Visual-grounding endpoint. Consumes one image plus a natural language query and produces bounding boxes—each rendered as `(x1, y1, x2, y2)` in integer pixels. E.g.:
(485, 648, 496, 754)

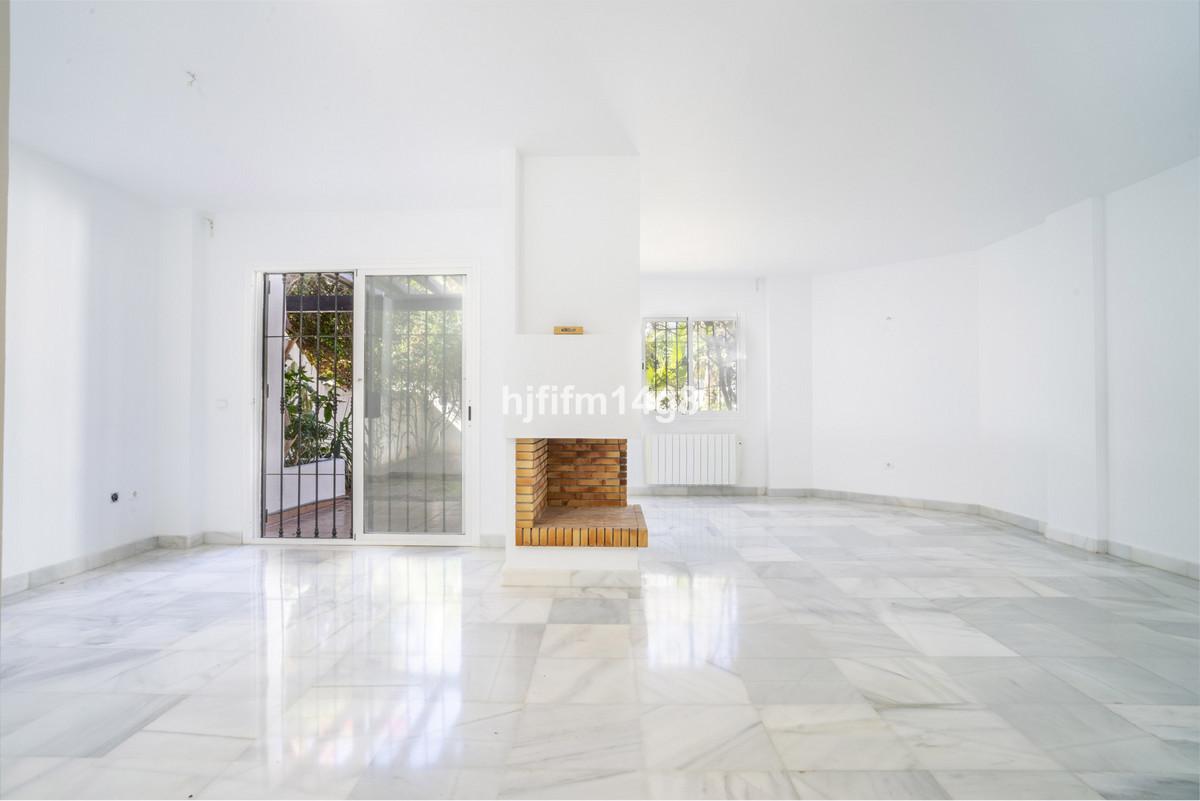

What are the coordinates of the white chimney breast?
(506, 154, 642, 439)
(517, 155, 640, 336)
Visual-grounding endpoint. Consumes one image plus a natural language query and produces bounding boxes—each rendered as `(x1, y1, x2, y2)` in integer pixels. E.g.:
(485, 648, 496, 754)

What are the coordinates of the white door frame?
(247, 262, 480, 547)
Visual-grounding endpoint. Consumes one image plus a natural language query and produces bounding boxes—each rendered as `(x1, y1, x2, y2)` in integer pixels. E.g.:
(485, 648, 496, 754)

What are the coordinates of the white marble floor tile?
(1131, 656, 1200, 694)
(0, 756, 231, 800)
(198, 756, 365, 800)
(0, 646, 160, 692)
(973, 622, 1118, 657)
(377, 734, 512, 769)
(828, 577, 924, 598)
(1, 496, 1195, 799)
(880, 706, 1062, 771)
(95, 649, 248, 694)
(931, 770, 1101, 799)
(873, 601, 1018, 657)
(636, 659, 751, 704)
(832, 657, 977, 706)
(1105, 704, 1200, 744)
(733, 624, 827, 659)
(641, 705, 782, 770)
(499, 769, 647, 799)
(902, 577, 1065, 599)
(787, 770, 948, 800)
(460, 623, 545, 658)
(808, 624, 922, 657)
(547, 598, 630, 624)
(525, 657, 637, 703)
(994, 702, 1198, 772)
(760, 704, 919, 770)
(466, 597, 553, 624)
(506, 704, 641, 771)
(1071, 622, 1199, 661)
(1033, 657, 1198, 704)
(0, 692, 184, 757)
(737, 546, 804, 563)
(143, 693, 281, 741)
(349, 767, 501, 800)
(537, 624, 631, 658)
(735, 658, 867, 704)
(105, 729, 254, 762)
(1077, 772, 1200, 800)
(930, 657, 1098, 704)
(647, 771, 800, 799)
(771, 595, 878, 625)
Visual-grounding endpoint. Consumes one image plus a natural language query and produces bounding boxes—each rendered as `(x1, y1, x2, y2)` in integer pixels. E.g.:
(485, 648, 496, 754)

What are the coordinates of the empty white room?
(0, 2, 1197, 800)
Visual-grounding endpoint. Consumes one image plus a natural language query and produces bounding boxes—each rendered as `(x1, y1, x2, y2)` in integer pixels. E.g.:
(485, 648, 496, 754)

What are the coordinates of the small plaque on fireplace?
(553, 325, 585, 335)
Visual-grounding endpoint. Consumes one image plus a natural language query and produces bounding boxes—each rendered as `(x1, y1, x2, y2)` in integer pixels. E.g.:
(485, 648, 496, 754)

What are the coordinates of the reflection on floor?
(1, 497, 1197, 799)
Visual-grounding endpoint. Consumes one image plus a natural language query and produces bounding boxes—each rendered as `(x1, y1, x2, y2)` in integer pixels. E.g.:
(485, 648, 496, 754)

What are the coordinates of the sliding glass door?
(354, 271, 472, 542)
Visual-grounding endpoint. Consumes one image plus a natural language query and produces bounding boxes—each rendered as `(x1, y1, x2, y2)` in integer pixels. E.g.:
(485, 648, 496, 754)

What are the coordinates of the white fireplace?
(500, 154, 643, 585)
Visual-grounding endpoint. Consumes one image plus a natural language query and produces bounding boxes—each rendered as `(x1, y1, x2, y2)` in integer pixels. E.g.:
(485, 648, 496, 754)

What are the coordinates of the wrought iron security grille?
(643, 317, 689, 412)
(261, 272, 354, 538)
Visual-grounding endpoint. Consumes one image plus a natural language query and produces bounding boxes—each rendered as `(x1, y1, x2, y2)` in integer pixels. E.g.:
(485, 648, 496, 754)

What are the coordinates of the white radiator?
(645, 433, 739, 485)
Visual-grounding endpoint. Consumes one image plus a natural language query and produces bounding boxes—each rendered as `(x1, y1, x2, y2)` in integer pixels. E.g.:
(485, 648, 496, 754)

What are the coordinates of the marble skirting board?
(0, 532, 240, 597)
(756, 487, 1198, 580)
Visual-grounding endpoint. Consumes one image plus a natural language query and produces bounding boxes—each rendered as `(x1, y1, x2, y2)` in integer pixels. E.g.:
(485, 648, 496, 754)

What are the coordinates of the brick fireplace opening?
(514, 438, 647, 547)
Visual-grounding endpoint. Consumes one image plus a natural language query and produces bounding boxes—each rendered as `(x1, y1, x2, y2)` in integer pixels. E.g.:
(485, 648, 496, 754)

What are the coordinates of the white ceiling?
(12, 0, 1199, 272)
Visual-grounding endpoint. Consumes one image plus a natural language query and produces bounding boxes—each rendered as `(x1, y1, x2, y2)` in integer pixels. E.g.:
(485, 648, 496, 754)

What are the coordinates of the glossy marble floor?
(1, 497, 1197, 800)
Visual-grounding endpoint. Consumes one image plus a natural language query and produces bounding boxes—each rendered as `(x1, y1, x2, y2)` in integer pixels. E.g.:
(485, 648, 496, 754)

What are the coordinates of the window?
(690, 318, 738, 412)
(643, 317, 738, 413)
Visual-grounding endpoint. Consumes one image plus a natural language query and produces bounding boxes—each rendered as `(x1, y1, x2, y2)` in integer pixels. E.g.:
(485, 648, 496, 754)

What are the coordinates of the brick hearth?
(514, 438, 647, 547)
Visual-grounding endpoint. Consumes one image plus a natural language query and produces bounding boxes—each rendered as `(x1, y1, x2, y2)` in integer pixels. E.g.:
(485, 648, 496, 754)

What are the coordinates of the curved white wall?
(1105, 161, 1199, 570)
(788, 158, 1199, 574)
(978, 197, 1108, 548)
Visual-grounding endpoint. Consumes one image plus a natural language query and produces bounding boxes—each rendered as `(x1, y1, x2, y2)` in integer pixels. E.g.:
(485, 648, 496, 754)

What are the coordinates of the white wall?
(0, 0, 9, 581)
(153, 210, 206, 540)
(976, 223, 1048, 521)
(811, 253, 981, 504)
(1105, 160, 1199, 567)
(766, 274, 813, 491)
(3, 146, 161, 578)
(1038, 199, 1107, 545)
(630, 275, 768, 489)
